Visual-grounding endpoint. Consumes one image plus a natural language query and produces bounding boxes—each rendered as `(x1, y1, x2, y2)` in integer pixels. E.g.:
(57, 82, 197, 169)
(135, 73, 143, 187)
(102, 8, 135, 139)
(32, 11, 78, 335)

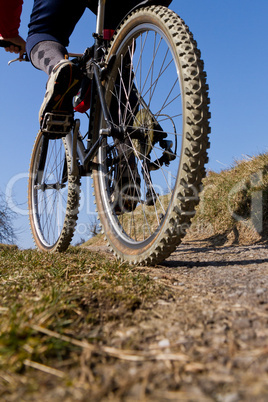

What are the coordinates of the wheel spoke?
(93, 6, 210, 265)
(29, 135, 80, 251)
(99, 27, 183, 241)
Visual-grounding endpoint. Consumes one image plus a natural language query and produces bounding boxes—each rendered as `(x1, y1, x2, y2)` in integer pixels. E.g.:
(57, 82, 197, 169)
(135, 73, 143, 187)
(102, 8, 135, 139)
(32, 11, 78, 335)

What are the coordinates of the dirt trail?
(140, 242, 268, 401)
(78, 241, 268, 401)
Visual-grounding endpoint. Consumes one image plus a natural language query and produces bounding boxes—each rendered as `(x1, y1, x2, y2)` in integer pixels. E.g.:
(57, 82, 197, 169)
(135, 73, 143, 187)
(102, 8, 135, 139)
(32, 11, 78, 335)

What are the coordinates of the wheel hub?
(133, 109, 154, 157)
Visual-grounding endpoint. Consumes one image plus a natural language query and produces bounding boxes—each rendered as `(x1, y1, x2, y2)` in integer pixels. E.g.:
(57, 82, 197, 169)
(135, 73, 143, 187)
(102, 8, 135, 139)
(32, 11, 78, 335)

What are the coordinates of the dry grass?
(1, 154, 268, 401)
(187, 153, 268, 245)
(1, 243, 268, 401)
(85, 152, 268, 249)
(0, 247, 168, 400)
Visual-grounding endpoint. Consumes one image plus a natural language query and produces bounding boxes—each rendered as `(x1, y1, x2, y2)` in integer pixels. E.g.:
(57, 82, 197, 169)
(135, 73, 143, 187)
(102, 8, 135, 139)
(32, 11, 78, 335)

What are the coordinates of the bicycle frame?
(27, 0, 210, 263)
(65, 0, 141, 177)
(96, 0, 106, 36)
(35, 0, 118, 184)
(64, 0, 111, 177)
(41, 0, 173, 179)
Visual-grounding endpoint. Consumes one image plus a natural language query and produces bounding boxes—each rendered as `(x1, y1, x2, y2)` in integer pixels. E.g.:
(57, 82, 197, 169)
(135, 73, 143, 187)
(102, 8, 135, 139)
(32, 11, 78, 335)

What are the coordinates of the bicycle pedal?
(41, 112, 74, 137)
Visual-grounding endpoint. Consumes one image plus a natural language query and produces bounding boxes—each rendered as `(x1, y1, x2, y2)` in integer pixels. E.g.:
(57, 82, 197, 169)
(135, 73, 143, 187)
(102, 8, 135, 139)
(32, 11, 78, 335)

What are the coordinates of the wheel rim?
(98, 23, 184, 247)
(30, 136, 70, 249)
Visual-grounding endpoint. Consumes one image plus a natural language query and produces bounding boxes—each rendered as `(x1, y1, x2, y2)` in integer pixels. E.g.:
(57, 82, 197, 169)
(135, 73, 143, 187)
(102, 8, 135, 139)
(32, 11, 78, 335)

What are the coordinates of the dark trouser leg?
(104, 0, 142, 28)
(26, 0, 87, 67)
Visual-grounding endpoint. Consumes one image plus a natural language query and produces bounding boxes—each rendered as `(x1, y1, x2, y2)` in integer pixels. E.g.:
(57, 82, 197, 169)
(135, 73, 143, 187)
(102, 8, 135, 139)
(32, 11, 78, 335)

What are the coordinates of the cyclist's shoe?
(39, 59, 81, 126)
(112, 163, 141, 215)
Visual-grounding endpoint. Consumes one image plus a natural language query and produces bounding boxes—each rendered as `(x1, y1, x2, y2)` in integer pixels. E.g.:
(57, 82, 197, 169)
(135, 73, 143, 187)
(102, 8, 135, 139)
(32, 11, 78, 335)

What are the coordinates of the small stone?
(256, 288, 265, 296)
(158, 339, 170, 348)
(217, 393, 240, 402)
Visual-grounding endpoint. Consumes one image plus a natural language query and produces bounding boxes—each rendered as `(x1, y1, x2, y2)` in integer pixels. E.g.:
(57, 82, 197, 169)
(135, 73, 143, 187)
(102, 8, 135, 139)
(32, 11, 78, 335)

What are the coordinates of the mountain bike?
(2, 0, 210, 265)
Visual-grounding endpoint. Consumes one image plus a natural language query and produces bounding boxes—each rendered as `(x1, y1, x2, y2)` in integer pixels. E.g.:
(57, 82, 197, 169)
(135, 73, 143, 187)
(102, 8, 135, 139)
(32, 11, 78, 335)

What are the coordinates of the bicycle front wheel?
(93, 5, 210, 265)
(28, 131, 80, 251)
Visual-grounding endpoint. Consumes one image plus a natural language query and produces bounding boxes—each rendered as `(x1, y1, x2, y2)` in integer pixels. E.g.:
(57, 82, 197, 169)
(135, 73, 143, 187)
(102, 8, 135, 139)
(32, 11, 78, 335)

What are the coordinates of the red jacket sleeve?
(0, 0, 23, 38)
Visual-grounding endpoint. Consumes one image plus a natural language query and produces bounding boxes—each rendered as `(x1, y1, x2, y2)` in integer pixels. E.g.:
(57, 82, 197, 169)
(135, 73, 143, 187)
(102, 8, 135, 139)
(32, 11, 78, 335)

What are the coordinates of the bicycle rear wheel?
(93, 5, 210, 265)
(28, 131, 80, 251)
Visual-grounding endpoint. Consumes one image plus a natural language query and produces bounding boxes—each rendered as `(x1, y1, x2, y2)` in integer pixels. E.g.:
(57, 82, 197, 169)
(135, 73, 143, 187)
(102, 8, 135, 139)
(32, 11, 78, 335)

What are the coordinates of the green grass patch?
(0, 247, 167, 397)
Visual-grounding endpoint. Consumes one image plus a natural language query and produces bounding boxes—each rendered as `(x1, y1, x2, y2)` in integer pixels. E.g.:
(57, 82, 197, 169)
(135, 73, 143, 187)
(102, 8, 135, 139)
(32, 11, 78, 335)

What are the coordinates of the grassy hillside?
(188, 152, 268, 245)
(85, 152, 268, 249)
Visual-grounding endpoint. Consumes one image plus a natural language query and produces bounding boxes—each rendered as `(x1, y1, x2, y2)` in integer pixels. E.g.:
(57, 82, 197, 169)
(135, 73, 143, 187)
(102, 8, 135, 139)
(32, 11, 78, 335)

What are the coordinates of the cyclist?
(0, 0, 141, 125)
(0, 0, 173, 214)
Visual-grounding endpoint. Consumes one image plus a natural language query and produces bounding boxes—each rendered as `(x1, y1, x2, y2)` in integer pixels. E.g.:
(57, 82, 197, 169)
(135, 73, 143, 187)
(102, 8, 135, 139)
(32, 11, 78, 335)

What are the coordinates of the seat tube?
(96, 0, 106, 35)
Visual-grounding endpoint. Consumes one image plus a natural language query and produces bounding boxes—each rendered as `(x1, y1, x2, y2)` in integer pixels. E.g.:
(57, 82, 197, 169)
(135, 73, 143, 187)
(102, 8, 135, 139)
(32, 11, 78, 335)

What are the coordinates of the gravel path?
(82, 241, 268, 401)
(137, 241, 268, 401)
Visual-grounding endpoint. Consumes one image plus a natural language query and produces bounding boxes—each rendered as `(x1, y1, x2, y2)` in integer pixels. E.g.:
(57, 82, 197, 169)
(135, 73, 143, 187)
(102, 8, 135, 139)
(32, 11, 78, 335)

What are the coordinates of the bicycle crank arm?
(70, 119, 80, 177)
(92, 63, 113, 136)
(90, 63, 125, 140)
(83, 134, 106, 169)
(34, 183, 66, 191)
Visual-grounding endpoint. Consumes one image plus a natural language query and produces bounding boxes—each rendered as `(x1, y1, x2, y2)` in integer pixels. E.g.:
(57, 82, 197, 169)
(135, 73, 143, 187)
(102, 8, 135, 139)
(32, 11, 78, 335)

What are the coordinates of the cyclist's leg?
(30, 41, 68, 75)
(103, 0, 141, 28)
(26, 0, 88, 62)
(25, 0, 87, 123)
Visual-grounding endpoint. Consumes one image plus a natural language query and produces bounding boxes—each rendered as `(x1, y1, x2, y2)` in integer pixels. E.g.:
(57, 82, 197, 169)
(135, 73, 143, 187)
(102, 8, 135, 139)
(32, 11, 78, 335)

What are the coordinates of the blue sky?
(1, 0, 268, 248)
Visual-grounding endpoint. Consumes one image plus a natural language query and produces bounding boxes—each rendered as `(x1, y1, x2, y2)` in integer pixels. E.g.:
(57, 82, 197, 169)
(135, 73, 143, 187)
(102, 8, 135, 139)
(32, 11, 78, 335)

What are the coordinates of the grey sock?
(30, 41, 68, 75)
